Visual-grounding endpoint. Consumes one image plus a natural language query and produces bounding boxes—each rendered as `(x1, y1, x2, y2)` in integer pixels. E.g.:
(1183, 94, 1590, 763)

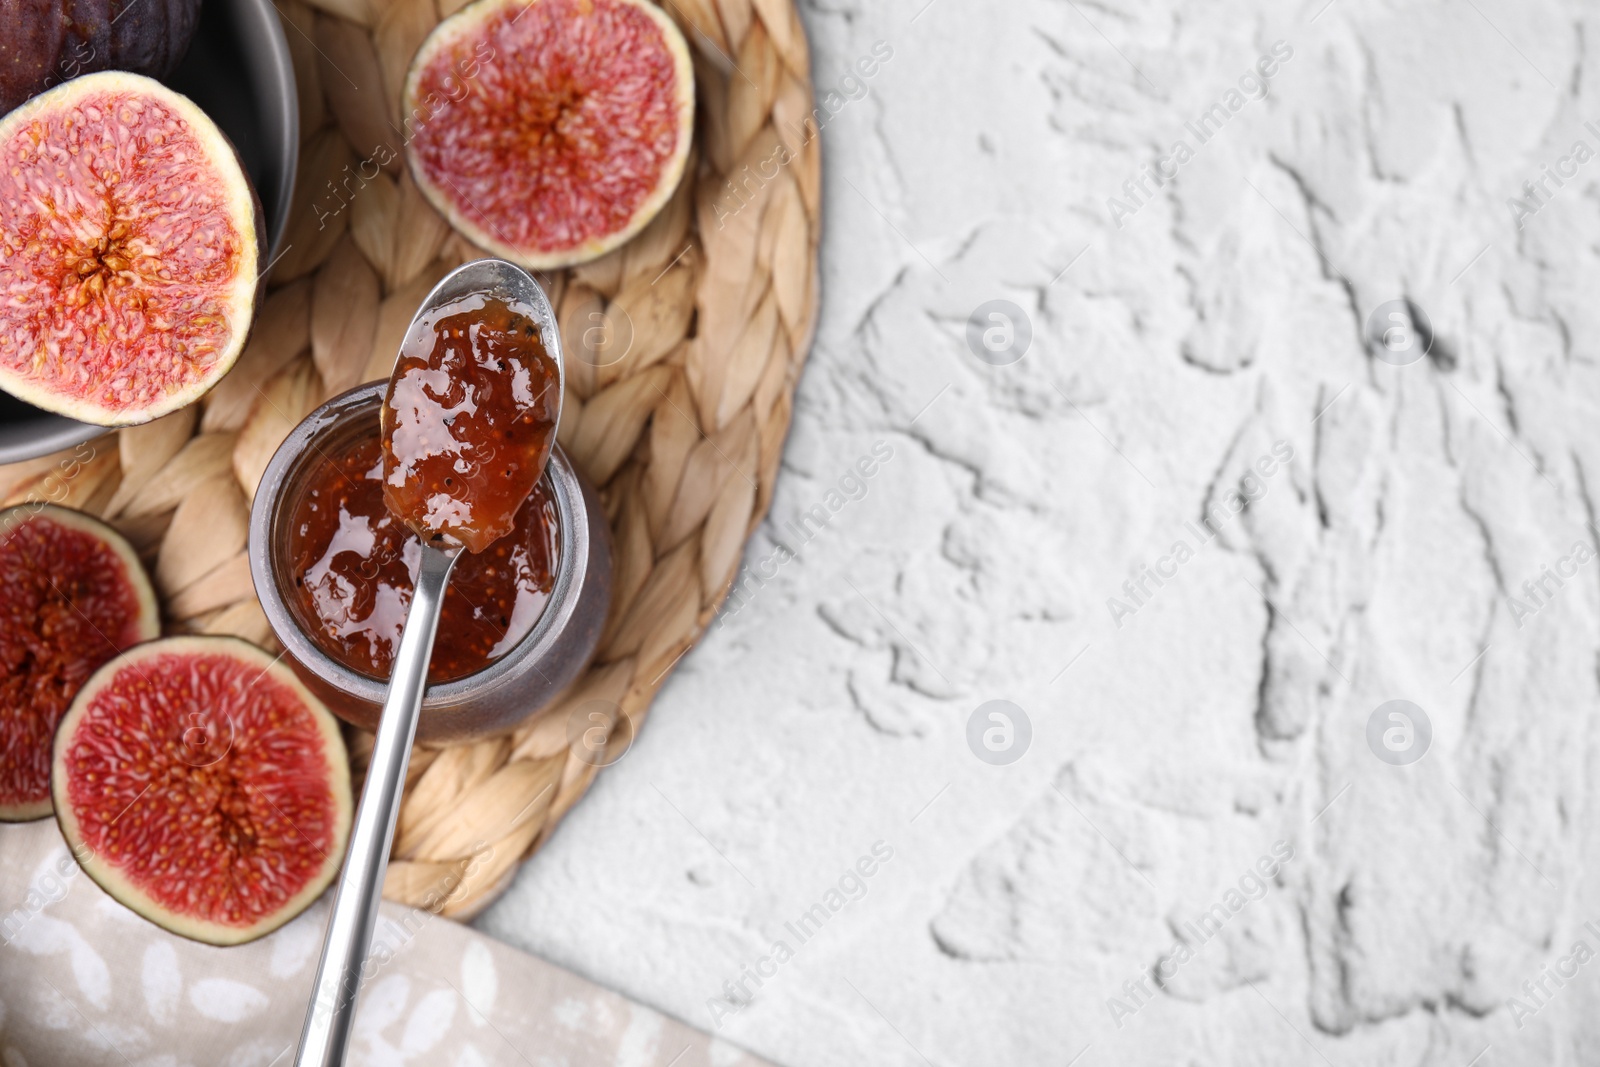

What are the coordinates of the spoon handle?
(295, 542, 460, 1067)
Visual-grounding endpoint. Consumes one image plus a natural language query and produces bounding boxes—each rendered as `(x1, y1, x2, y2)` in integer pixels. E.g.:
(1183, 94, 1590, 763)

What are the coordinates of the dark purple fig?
(0, 0, 203, 113)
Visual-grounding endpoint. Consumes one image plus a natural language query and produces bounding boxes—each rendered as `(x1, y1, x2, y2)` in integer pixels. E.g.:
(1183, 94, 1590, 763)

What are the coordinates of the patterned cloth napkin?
(0, 819, 767, 1066)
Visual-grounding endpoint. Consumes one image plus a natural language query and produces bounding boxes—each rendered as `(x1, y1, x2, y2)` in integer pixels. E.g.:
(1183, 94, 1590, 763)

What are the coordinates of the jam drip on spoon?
(380, 291, 561, 553)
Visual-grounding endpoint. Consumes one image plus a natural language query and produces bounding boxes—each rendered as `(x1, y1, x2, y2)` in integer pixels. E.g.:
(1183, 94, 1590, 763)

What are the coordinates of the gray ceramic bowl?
(0, 0, 298, 464)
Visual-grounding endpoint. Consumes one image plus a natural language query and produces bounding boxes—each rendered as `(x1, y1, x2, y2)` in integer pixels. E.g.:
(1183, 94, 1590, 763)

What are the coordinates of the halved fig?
(53, 636, 352, 945)
(403, 0, 695, 269)
(0, 70, 260, 426)
(0, 503, 158, 822)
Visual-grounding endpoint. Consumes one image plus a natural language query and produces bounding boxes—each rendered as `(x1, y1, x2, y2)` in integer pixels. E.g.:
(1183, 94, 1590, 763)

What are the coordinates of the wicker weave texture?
(0, 0, 819, 918)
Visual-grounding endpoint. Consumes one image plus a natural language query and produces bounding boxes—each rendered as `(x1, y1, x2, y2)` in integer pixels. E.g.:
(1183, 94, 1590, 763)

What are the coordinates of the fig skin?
(0, 0, 204, 114)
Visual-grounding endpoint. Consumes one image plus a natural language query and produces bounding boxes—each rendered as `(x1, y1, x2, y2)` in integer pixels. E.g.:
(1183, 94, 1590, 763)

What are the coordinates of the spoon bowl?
(396, 258, 565, 426)
(295, 259, 562, 1067)
(380, 260, 565, 553)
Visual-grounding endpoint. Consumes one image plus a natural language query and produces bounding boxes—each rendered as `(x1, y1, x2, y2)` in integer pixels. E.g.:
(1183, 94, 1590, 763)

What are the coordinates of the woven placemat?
(0, 0, 819, 918)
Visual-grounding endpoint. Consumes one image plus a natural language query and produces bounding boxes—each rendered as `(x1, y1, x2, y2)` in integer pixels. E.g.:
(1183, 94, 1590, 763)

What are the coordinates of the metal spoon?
(294, 259, 563, 1067)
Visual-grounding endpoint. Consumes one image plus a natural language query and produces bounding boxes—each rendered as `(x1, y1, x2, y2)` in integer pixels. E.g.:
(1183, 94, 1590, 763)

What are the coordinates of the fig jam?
(381, 292, 561, 552)
(284, 427, 560, 683)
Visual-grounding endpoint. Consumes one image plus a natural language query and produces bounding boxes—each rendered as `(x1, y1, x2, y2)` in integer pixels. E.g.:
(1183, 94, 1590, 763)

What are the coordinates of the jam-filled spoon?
(295, 258, 563, 1067)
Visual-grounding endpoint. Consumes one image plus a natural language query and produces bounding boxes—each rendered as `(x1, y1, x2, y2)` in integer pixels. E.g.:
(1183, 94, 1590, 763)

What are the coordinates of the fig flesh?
(0, 502, 157, 822)
(53, 635, 353, 945)
(0, 70, 259, 426)
(403, 0, 695, 269)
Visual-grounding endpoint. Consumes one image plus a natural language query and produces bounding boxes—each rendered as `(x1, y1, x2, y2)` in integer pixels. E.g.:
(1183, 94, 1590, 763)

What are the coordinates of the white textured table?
(480, 1, 1600, 1065)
